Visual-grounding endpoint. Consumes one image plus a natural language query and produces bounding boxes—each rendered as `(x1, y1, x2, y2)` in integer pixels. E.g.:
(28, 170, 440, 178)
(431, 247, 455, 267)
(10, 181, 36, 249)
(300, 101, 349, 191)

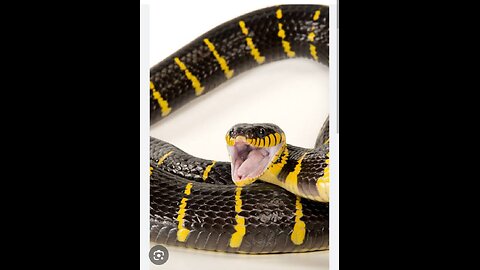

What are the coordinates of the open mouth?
(227, 136, 283, 186)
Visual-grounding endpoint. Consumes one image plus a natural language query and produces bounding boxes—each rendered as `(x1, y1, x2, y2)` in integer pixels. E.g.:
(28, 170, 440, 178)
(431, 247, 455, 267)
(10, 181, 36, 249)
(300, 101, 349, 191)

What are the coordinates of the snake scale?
(150, 4, 330, 254)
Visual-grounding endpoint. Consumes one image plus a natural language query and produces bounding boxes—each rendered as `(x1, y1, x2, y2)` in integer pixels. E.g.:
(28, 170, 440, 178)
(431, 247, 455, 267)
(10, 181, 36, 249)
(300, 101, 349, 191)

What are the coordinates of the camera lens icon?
(153, 250, 164, 260)
(149, 245, 169, 265)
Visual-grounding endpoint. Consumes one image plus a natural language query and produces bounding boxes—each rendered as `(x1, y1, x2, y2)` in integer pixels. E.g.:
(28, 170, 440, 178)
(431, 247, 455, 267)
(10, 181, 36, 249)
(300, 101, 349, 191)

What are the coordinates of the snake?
(150, 4, 330, 254)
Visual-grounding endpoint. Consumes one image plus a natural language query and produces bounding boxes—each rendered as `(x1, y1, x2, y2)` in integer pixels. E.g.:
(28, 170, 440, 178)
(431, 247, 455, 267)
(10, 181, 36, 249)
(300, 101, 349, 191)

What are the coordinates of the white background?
(143, 0, 336, 269)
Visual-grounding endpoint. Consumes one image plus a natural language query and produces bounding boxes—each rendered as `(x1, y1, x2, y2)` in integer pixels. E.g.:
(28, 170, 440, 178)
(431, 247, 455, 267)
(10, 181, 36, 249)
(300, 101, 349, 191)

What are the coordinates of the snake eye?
(258, 128, 266, 136)
(229, 129, 234, 137)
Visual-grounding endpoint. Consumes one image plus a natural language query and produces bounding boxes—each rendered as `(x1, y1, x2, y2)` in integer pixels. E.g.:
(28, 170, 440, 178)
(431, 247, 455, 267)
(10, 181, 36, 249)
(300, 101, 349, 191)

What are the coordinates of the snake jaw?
(227, 139, 284, 186)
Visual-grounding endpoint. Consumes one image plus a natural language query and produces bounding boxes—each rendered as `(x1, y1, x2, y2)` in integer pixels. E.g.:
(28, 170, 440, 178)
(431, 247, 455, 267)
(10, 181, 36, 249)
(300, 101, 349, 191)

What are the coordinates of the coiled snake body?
(150, 5, 329, 254)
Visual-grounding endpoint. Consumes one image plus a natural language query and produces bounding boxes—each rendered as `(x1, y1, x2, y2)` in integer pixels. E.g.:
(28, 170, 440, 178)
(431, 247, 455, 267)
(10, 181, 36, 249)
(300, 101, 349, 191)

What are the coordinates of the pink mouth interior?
(228, 141, 281, 183)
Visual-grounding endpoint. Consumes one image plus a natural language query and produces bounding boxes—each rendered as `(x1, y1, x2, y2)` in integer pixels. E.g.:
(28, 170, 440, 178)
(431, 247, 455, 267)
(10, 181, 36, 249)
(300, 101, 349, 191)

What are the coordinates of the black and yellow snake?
(150, 4, 329, 254)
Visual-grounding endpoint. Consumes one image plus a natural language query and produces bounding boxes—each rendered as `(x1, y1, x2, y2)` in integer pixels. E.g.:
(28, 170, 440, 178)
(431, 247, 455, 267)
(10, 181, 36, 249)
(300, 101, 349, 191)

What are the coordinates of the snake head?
(226, 123, 286, 186)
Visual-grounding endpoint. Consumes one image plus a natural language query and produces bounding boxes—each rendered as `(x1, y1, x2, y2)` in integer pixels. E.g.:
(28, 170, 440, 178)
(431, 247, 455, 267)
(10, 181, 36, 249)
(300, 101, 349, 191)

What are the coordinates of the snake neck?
(259, 144, 329, 202)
